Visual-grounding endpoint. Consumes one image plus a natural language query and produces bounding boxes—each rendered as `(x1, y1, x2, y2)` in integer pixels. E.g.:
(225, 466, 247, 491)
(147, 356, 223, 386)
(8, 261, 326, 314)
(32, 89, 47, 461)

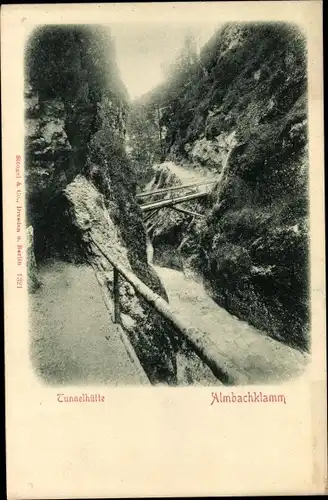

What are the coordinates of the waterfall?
(146, 235, 154, 265)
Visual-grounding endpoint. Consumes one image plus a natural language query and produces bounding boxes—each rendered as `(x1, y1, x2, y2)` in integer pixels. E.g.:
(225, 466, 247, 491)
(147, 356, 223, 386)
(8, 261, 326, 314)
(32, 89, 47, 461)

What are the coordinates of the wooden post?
(113, 267, 120, 324)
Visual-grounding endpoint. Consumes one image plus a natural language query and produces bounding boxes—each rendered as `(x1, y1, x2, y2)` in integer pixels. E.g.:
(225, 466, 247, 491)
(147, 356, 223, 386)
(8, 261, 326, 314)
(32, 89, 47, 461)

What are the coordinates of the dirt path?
(154, 265, 308, 384)
(29, 260, 148, 386)
(157, 160, 216, 184)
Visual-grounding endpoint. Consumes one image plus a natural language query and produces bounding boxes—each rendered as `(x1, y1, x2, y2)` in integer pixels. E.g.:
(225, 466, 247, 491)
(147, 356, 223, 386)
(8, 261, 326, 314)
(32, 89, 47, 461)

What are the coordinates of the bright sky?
(110, 23, 220, 100)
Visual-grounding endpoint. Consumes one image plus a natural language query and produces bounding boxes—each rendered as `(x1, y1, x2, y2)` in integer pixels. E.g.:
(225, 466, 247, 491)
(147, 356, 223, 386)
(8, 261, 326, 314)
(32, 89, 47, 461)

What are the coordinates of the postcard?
(2, 1, 326, 498)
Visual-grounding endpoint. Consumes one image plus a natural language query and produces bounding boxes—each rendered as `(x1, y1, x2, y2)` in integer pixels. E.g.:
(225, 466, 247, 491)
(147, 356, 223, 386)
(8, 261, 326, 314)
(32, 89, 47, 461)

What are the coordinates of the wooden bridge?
(138, 180, 216, 220)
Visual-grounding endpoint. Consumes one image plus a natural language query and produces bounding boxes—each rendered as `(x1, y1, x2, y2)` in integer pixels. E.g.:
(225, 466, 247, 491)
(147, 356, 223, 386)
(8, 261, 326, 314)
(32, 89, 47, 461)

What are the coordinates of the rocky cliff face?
(25, 25, 177, 384)
(25, 25, 128, 231)
(132, 22, 309, 351)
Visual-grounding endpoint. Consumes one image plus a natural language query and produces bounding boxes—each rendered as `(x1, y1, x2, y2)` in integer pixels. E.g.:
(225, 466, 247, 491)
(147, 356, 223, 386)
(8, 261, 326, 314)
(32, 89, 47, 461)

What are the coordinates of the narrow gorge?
(25, 23, 309, 387)
(128, 22, 309, 353)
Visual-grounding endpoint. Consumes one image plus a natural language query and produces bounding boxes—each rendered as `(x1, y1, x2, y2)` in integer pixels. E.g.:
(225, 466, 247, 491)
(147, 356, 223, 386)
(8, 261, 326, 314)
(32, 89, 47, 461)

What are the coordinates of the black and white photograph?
(25, 20, 310, 387)
(2, 3, 326, 498)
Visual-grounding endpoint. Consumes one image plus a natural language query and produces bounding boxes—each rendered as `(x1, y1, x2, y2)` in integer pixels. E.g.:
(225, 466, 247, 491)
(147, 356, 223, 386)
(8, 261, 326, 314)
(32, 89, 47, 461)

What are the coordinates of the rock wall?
(136, 22, 309, 351)
(25, 25, 128, 232)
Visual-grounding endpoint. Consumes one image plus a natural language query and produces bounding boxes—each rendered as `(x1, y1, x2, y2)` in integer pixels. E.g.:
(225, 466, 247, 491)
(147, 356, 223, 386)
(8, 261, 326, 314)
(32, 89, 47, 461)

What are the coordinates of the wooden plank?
(140, 191, 209, 212)
(136, 180, 216, 199)
(143, 209, 159, 223)
(169, 206, 205, 218)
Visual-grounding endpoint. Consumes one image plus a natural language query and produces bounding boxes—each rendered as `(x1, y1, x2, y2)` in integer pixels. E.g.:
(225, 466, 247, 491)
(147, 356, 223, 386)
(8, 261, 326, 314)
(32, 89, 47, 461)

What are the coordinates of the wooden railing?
(136, 180, 216, 200)
(140, 190, 210, 212)
(90, 236, 250, 385)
